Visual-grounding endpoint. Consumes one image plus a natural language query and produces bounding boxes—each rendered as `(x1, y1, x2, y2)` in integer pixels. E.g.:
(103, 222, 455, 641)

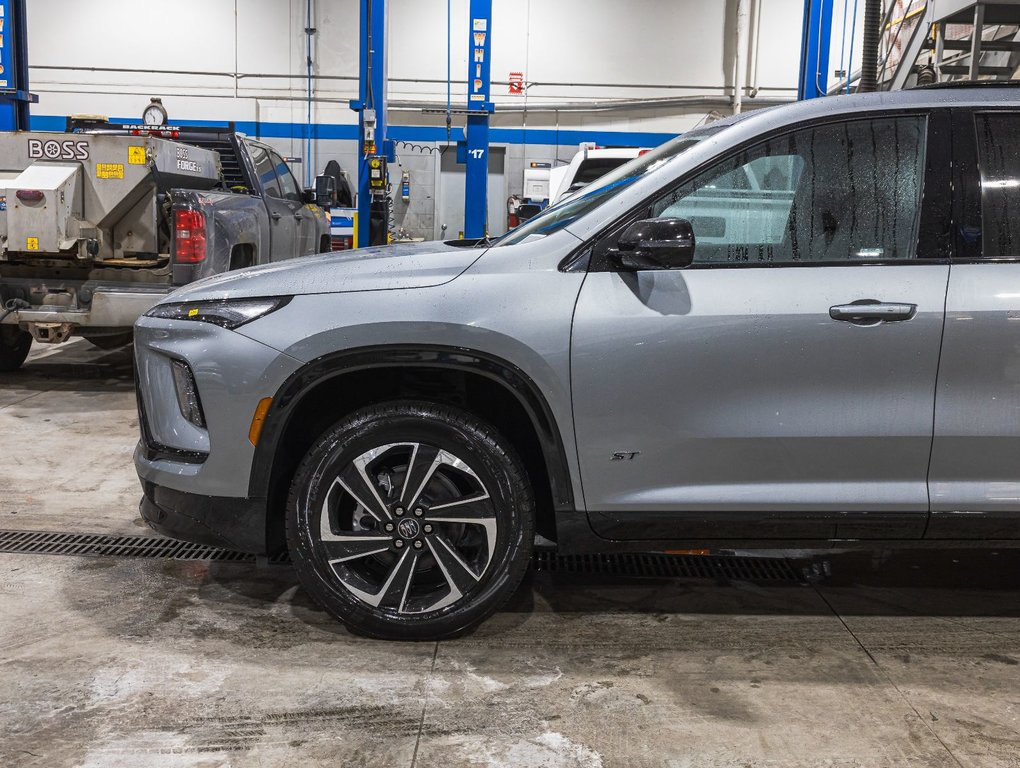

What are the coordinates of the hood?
(163, 240, 484, 303)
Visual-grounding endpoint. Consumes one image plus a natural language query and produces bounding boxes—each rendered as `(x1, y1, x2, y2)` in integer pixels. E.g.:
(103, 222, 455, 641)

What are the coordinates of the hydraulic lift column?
(463, 0, 493, 240)
(350, 0, 393, 247)
(0, 0, 37, 132)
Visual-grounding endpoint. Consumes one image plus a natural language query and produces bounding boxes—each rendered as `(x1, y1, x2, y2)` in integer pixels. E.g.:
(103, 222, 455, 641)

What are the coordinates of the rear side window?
(976, 113, 1020, 259)
(652, 116, 926, 264)
(271, 151, 303, 203)
(574, 157, 631, 186)
(248, 143, 282, 198)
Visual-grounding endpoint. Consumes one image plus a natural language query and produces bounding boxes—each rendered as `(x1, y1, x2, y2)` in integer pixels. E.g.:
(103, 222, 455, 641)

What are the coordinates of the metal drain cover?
(0, 529, 802, 582)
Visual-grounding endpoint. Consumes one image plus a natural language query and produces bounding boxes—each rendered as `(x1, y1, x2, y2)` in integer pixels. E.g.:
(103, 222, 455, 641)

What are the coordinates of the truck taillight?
(174, 209, 206, 263)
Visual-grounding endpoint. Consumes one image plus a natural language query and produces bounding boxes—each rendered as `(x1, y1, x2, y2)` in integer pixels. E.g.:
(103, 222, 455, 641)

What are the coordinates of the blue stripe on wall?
(29, 115, 677, 148)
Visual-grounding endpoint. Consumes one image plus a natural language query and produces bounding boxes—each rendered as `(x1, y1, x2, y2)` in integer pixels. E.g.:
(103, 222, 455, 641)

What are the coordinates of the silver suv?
(134, 85, 1020, 639)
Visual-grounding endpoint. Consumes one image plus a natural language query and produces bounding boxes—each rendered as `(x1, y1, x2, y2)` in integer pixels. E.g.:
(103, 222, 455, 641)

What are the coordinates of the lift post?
(463, 0, 493, 239)
(0, 0, 37, 131)
(798, 0, 834, 99)
(349, 0, 392, 247)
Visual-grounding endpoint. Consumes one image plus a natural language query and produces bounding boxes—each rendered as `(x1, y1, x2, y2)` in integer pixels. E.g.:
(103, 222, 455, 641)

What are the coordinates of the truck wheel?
(0, 327, 32, 372)
(286, 400, 535, 640)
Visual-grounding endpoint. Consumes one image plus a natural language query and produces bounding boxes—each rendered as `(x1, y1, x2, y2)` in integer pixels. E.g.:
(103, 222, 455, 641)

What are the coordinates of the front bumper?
(0, 283, 171, 330)
(140, 480, 268, 554)
(133, 315, 302, 499)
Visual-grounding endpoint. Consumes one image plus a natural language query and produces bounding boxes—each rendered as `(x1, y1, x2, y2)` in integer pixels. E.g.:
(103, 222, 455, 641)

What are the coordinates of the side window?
(248, 143, 282, 198)
(650, 116, 926, 264)
(271, 151, 302, 203)
(976, 113, 1020, 259)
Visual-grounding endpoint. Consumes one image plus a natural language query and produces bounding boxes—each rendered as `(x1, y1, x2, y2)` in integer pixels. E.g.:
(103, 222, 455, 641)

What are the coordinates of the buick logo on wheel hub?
(397, 518, 420, 539)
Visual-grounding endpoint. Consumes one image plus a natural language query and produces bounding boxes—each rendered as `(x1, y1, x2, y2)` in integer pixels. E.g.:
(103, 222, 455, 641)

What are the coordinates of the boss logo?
(27, 138, 90, 161)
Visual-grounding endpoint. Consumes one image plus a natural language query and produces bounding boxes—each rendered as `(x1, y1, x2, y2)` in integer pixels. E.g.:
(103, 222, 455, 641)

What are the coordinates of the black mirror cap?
(614, 217, 696, 270)
(313, 174, 337, 208)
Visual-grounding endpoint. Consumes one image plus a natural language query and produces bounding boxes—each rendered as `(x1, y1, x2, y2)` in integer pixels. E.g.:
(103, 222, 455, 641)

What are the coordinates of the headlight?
(145, 296, 291, 329)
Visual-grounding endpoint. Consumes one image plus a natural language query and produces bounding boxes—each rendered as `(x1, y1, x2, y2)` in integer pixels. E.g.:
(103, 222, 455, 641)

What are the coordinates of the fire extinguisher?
(507, 195, 521, 230)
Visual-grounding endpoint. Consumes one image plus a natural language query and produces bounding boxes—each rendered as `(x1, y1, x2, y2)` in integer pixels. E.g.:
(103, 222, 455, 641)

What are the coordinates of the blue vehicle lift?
(462, 0, 493, 239)
(349, 0, 393, 247)
(0, 0, 37, 131)
(798, 0, 834, 99)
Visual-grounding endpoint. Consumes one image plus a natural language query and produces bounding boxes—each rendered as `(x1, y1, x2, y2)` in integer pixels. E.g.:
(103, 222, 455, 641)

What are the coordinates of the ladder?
(833, 1, 1020, 92)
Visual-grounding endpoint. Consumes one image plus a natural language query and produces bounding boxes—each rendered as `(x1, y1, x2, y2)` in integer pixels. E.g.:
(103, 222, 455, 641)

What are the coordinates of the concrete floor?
(1, 340, 1019, 768)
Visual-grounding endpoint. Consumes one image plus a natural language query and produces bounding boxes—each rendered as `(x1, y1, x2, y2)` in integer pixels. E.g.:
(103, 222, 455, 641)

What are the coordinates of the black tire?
(286, 400, 534, 640)
(0, 327, 31, 372)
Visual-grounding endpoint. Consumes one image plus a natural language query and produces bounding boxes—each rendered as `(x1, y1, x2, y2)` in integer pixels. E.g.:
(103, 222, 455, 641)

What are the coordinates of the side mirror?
(309, 174, 336, 208)
(610, 217, 696, 271)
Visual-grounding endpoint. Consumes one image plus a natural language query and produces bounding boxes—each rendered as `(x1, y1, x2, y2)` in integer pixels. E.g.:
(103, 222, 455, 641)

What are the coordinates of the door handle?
(293, 213, 303, 221)
(270, 212, 282, 222)
(829, 300, 917, 324)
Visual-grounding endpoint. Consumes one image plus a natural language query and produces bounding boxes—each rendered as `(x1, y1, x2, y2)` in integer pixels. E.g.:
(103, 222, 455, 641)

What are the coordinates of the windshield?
(495, 135, 706, 246)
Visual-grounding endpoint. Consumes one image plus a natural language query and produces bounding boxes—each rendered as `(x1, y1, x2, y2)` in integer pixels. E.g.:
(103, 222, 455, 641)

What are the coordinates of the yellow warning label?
(188, 308, 199, 317)
(26, 237, 38, 251)
(128, 146, 146, 165)
(96, 163, 124, 179)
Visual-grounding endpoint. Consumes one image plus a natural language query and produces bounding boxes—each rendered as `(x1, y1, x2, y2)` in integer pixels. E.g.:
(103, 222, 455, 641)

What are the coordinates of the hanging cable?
(305, 0, 314, 186)
(846, 0, 859, 93)
(446, 0, 452, 144)
(838, 0, 850, 89)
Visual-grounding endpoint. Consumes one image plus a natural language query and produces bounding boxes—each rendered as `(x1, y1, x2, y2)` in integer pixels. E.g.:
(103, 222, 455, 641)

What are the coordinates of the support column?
(349, 0, 390, 247)
(797, 0, 834, 100)
(464, 0, 493, 240)
(0, 0, 37, 132)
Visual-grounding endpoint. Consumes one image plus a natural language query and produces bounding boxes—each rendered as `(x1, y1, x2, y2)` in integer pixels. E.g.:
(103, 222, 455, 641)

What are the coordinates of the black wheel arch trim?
(248, 344, 577, 513)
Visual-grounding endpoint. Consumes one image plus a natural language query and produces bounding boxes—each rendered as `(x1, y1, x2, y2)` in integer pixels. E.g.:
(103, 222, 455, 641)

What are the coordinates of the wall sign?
(508, 72, 524, 95)
(0, 0, 14, 93)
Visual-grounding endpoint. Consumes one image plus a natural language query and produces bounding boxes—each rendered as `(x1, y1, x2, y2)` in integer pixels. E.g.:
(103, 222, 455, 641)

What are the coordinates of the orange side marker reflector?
(248, 397, 273, 446)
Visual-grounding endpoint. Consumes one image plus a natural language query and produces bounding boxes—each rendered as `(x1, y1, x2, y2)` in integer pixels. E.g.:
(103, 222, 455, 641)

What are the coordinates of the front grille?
(0, 529, 802, 581)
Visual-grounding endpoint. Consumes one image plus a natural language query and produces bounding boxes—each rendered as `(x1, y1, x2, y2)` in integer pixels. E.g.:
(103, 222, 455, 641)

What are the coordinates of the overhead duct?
(859, 0, 882, 92)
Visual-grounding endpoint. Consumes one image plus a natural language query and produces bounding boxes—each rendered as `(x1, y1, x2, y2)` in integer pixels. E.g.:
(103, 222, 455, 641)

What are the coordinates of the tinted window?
(248, 143, 282, 198)
(495, 137, 705, 246)
(271, 151, 302, 203)
(574, 157, 632, 186)
(651, 116, 926, 264)
(977, 113, 1020, 259)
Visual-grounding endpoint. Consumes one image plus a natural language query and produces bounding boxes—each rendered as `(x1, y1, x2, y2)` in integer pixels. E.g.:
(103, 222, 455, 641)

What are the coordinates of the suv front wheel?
(286, 400, 535, 640)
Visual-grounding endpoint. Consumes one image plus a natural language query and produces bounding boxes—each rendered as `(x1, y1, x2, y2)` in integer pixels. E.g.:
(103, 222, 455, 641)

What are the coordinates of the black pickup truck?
(0, 123, 332, 369)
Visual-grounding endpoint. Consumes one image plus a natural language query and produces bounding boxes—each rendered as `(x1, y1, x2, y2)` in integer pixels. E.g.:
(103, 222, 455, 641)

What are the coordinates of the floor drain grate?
(531, 551, 802, 582)
(0, 529, 802, 581)
(0, 529, 254, 562)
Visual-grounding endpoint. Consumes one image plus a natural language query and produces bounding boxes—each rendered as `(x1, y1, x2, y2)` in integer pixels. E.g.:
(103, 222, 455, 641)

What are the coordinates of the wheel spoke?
(379, 550, 421, 612)
(337, 548, 416, 609)
(320, 533, 392, 563)
(337, 460, 391, 522)
(428, 496, 498, 575)
(428, 494, 494, 518)
(400, 443, 440, 507)
(427, 532, 482, 596)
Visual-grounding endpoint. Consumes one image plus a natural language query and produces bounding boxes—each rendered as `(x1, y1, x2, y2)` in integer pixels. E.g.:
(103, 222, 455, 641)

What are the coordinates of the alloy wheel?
(314, 442, 498, 614)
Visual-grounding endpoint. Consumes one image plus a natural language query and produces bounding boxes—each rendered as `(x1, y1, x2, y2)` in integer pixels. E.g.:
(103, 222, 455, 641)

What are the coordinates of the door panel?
(928, 111, 1020, 539)
(572, 266, 950, 539)
(570, 113, 948, 541)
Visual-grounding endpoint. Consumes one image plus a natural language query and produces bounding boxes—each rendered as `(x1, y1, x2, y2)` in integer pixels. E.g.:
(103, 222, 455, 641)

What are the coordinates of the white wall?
(23, 0, 834, 238)
(26, 0, 810, 129)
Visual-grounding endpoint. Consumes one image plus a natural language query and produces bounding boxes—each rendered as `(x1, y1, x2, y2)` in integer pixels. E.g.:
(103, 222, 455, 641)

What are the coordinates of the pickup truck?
(0, 124, 332, 370)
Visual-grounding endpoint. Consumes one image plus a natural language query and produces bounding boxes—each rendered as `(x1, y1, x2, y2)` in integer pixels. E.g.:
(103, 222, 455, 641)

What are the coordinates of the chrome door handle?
(829, 300, 917, 324)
